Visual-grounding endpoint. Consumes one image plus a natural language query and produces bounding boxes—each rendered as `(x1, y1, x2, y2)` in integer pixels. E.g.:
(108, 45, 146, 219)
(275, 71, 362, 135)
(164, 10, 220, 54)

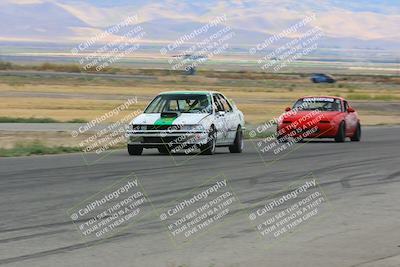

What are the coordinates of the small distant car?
(311, 73, 336, 83)
(277, 96, 361, 142)
(126, 91, 245, 155)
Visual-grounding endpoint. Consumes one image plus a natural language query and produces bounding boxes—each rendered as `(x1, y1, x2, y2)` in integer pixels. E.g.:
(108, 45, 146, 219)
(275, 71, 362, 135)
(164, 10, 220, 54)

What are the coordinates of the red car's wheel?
(277, 135, 286, 143)
(351, 123, 361, 142)
(335, 121, 346, 142)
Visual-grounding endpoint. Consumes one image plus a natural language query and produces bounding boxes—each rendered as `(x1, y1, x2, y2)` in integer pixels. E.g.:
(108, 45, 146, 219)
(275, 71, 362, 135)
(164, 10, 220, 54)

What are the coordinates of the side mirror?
(347, 107, 355, 113)
(285, 107, 291, 112)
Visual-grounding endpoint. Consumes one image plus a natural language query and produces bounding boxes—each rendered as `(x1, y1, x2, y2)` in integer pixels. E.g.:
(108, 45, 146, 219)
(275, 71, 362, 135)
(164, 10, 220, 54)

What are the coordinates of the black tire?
(127, 144, 143, 155)
(158, 146, 170, 154)
(200, 126, 216, 155)
(335, 122, 346, 142)
(351, 123, 361, 142)
(229, 126, 244, 153)
(276, 135, 287, 143)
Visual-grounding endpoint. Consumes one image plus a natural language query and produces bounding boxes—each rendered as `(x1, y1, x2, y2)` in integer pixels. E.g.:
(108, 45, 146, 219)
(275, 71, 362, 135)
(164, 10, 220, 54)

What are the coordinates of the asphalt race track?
(0, 126, 399, 267)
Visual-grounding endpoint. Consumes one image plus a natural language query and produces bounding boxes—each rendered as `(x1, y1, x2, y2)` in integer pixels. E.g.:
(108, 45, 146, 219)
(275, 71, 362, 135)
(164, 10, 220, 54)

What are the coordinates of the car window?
(343, 100, 349, 111)
(168, 100, 179, 111)
(293, 97, 342, 112)
(213, 94, 224, 112)
(217, 94, 233, 112)
(145, 94, 212, 113)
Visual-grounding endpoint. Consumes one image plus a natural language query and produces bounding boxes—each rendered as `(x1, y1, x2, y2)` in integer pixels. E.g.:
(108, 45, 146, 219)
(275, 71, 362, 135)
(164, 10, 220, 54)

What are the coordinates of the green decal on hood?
(154, 116, 177, 126)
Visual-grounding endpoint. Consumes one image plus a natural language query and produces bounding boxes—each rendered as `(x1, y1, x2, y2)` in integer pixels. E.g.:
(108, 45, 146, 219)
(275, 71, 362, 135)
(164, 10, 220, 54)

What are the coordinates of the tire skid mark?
(380, 170, 400, 181)
(0, 229, 69, 244)
(349, 252, 400, 267)
(241, 173, 398, 206)
(0, 221, 78, 234)
(0, 232, 133, 265)
(0, 224, 168, 265)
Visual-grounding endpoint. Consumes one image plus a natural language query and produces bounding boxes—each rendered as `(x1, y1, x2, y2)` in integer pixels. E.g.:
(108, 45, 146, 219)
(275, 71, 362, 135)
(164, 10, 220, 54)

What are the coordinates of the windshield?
(293, 97, 342, 111)
(144, 94, 212, 113)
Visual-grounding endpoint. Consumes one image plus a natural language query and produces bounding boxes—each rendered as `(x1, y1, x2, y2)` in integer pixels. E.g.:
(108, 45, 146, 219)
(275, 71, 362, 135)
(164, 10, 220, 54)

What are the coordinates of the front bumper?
(126, 130, 209, 148)
(277, 123, 337, 139)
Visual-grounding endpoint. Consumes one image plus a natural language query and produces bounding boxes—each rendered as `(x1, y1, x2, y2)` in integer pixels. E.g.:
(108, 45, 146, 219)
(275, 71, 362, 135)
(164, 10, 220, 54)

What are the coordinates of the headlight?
(181, 125, 204, 131)
(132, 125, 147, 130)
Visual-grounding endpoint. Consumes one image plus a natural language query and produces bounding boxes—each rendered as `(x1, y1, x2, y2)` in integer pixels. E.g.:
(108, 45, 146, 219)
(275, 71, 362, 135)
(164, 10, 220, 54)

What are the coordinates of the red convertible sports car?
(277, 96, 361, 142)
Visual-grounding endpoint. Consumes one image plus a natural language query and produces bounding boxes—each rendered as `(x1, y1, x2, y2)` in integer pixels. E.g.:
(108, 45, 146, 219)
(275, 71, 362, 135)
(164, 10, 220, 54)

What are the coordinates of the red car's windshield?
(293, 97, 342, 112)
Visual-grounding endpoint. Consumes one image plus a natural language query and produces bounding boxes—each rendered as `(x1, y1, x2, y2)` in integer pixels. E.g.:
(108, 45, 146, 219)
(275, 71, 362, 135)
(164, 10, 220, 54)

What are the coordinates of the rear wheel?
(351, 123, 361, 142)
(128, 144, 143, 155)
(200, 126, 216, 155)
(277, 134, 287, 143)
(229, 126, 243, 153)
(335, 122, 346, 142)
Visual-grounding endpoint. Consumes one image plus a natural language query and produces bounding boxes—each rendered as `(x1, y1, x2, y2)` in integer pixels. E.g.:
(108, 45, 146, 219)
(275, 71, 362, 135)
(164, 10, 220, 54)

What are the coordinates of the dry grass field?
(1, 70, 399, 125)
(0, 69, 399, 152)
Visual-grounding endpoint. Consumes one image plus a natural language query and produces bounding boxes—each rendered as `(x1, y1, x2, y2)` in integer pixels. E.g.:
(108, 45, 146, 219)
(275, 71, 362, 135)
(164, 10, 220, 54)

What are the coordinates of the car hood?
(281, 111, 342, 122)
(130, 113, 211, 125)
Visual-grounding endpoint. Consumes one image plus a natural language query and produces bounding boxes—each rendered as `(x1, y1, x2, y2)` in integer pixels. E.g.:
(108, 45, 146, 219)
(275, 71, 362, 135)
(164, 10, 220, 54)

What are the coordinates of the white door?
(216, 94, 237, 144)
(212, 94, 228, 144)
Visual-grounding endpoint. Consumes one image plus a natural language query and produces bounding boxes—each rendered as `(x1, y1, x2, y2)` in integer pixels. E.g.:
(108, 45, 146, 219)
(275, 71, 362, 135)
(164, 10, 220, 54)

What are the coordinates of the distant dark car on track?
(311, 73, 336, 83)
(277, 96, 361, 142)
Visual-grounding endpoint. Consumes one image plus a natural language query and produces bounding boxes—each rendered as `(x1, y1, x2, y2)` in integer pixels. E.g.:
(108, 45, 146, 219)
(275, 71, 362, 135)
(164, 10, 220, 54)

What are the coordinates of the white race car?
(126, 91, 245, 155)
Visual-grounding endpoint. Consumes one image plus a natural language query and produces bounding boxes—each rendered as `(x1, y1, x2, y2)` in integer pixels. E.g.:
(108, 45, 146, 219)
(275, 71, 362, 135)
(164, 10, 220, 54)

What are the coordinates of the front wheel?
(128, 144, 143, 155)
(200, 126, 216, 155)
(351, 123, 361, 142)
(276, 134, 287, 143)
(334, 122, 346, 143)
(229, 126, 244, 153)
